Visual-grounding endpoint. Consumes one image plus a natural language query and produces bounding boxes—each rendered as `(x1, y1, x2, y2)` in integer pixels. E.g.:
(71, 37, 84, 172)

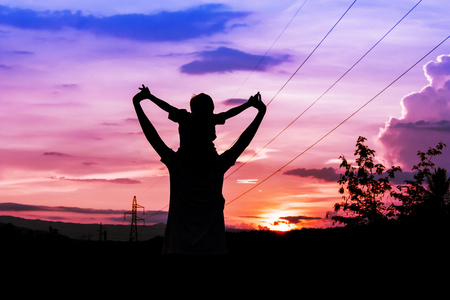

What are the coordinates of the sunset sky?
(1, 0, 449, 232)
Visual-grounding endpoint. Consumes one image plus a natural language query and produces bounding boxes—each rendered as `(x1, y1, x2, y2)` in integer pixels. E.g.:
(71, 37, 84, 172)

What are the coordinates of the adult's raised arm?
(228, 93, 266, 161)
(133, 92, 170, 158)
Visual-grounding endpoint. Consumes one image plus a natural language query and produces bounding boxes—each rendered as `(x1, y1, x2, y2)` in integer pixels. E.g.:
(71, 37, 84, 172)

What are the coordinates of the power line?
(136, 175, 165, 197)
(225, 0, 422, 179)
(144, 203, 169, 221)
(224, 0, 356, 153)
(225, 34, 450, 206)
(226, 0, 308, 103)
(266, 0, 357, 106)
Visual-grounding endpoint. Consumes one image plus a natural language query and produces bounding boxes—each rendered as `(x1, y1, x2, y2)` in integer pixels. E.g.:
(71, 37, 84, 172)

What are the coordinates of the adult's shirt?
(161, 148, 237, 255)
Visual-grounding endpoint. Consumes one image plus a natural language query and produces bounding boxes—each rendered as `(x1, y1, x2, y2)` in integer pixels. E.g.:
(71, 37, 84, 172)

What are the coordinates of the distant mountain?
(0, 215, 165, 241)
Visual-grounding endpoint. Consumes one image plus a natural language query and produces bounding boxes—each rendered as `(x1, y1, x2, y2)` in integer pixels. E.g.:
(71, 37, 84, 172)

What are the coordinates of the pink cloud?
(378, 54, 450, 170)
(425, 54, 450, 89)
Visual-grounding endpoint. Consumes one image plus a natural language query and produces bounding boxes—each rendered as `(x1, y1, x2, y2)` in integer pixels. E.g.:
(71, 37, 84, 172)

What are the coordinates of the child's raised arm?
(227, 93, 266, 161)
(139, 84, 177, 114)
(221, 92, 260, 120)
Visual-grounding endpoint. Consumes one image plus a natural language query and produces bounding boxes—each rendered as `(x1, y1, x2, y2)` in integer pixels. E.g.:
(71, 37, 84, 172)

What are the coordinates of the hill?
(0, 215, 165, 241)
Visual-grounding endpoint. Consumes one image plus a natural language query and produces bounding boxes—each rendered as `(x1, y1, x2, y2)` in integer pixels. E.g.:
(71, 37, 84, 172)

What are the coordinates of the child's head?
(190, 93, 214, 115)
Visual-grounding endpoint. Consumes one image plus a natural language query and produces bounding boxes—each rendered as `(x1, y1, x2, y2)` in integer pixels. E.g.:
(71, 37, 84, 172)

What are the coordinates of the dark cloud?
(279, 216, 322, 224)
(287, 166, 416, 185)
(11, 50, 34, 55)
(104, 178, 141, 184)
(125, 118, 139, 124)
(222, 98, 247, 105)
(284, 167, 339, 182)
(51, 176, 141, 184)
(0, 202, 125, 214)
(180, 47, 291, 74)
(0, 4, 249, 42)
(0, 64, 12, 70)
(388, 171, 417, 185)
(43, 152, 72, 157)
(240, 215, 262, 219)
(57, 83, 79, 89)
(0, 202, 168, 224)
(388, 119, 450, 132)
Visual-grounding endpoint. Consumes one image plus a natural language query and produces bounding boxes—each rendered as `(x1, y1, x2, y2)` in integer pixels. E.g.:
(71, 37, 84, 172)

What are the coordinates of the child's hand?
(247, 92, 259, 107)
(248, 92, 266, 112)
(138, 84, 151, 98)
(133, 84, 151, 103)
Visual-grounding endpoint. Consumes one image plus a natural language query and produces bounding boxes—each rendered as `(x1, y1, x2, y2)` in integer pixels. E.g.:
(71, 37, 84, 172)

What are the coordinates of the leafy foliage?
(391, 142, 449, 222)
(329, 137, 450, 227)
(328, 136, 401, 226)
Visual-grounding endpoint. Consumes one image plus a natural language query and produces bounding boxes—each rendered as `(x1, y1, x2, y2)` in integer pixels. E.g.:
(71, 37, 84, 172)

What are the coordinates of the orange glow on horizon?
(266, 221, 293, 232)
(258, 212, 302, 232)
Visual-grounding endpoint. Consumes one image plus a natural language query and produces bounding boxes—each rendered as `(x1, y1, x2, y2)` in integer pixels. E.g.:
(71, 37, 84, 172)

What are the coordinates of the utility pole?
(98, 223, 107, 241)
(124, 196, 145, 242)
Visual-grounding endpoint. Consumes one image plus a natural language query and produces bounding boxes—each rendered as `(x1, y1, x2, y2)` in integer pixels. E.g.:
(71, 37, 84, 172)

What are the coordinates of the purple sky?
(1, 0, 449, 230)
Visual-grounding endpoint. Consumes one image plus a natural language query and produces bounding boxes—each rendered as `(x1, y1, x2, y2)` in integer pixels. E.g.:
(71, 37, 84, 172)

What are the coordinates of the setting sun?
(260, 212, 301, 231)
(267, 220, 293, 232)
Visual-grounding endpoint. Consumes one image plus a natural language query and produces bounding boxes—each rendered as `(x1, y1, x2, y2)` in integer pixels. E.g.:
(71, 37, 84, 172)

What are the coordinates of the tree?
(427, 168, 450, 212)
(327, 136, 401, 226)
(391, 142, 449, 222)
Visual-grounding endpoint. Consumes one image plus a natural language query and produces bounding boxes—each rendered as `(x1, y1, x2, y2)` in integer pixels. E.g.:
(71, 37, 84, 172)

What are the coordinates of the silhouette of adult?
(133, 87, 266, 254)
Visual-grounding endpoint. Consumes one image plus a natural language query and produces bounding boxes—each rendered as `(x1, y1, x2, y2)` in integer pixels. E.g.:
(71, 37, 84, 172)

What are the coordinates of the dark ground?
(3, 221, 449, 263)
(2, 221, 449, 293)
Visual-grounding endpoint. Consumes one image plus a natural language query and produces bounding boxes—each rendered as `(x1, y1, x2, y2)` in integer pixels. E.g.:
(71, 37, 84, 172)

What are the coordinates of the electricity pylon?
(98, 222, 107, 241)
(124, 196, 145, 242)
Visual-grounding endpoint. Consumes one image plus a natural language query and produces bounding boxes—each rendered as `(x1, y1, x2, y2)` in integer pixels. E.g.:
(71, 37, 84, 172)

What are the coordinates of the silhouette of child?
(136, 85, 258, 161)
